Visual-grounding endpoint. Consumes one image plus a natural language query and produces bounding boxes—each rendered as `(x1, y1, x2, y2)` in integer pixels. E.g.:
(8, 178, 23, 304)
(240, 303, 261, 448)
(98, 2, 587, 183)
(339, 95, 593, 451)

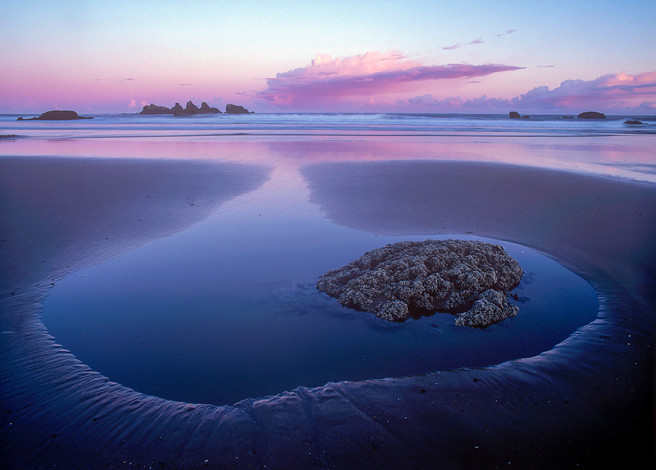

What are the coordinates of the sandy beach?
(1, 152, 654, 468)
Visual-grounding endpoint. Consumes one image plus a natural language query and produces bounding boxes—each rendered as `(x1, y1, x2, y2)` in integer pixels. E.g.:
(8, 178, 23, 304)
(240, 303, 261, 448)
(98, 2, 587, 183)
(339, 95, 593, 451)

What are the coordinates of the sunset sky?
(2, 0, 655, 114)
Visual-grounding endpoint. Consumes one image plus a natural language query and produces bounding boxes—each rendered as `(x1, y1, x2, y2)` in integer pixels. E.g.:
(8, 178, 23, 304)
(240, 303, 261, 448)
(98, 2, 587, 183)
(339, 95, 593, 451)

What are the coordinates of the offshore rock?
(509, 111, 520, 119)
(171, 102, 184, 115)
(18, 110, 92, 121)
(200, 101, 221, 113)
(225, 104, 253, 114)
(174, 100, 222, 116)
(139, 104, 172, 114)
(173, 100, 201, 116)
(317, 239, 523, 327)
(577, 111, 606, 119)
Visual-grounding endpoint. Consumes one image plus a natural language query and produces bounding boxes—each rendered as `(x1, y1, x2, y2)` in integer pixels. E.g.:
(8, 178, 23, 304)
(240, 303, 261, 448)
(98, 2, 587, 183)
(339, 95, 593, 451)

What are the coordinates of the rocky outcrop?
(18, 110, 92, 121)
(509, 111, 529, 119)
(200, 101, 221, 114)
(139, 104, 172, 114)
(171, 102, 184, 115)
(577, 111, 606, 119)
(316, 239, 523, 327)
(173, 100, 199, 116)
(225, 104, 253, 114)
(624, 120, 644, 125)
(140, 101, 222, 116)
(174, 100, 222, 116)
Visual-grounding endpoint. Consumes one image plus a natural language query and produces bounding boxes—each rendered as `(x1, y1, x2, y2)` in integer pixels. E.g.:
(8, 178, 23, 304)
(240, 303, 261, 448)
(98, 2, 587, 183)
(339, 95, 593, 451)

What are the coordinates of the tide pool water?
(41, 164, 599, 405)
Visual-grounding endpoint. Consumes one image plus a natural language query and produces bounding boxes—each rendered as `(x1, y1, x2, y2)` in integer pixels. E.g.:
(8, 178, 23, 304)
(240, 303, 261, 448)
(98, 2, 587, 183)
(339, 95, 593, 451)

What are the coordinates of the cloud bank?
(256, 52, 522, 108)
(255, 53, 655, 113)
(398, 71, 656, 113)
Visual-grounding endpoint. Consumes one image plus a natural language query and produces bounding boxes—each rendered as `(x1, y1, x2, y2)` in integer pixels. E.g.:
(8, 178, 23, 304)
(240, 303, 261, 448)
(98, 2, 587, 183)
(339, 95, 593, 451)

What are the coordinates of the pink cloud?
(392, 71, 656, 113)
(256, 52, 523, 109)
(510, 71, 656, 111)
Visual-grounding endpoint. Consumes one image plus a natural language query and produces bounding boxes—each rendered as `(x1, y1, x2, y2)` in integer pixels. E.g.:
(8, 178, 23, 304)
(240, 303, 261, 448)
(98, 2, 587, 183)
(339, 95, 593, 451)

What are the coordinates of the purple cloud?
(256, 53, 523, 107)
(397, 71, 656, 113)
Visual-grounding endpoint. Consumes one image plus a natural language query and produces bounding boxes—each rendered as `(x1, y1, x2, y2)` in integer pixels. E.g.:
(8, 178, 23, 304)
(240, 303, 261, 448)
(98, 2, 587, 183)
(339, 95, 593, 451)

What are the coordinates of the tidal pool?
(41, 165, 598, 405)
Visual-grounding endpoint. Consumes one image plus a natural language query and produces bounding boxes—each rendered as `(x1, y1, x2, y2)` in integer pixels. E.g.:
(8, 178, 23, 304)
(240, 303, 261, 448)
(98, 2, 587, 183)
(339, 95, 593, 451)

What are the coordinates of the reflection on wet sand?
(0, 157, 271, 299)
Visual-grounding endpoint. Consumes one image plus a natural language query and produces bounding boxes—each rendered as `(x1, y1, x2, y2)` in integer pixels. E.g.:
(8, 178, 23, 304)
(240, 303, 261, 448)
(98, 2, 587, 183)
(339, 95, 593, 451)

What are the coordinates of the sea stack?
(17, 110, 93, 121)
(577, 111, 606, 119)
(140, 104, 172, 114)
(225, 104, 253, 114)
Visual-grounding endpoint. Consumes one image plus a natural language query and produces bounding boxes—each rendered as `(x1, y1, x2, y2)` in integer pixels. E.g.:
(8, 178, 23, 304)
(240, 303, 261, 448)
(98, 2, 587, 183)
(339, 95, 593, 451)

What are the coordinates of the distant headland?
(140, 101, 253, 116)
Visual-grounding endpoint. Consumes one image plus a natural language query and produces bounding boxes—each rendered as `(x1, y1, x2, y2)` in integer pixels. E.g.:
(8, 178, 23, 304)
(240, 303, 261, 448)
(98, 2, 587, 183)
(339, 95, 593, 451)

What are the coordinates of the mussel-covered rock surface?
(317, 239, 524, 327)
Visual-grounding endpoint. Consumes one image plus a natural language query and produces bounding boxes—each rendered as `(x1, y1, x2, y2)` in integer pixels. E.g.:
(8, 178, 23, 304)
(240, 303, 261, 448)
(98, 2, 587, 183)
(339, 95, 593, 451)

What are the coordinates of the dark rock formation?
(509, 111, 529, 119)
(624, 120, 644, 125)
(139, 104, 172, 114)
(577, 111, 606, 119)
(316, 239, 523, 327)
(226, 104, 253, 114)
(200, 101, 221, 114)
(173, 100, 222, 116)
(173, 100, 201, 116)
(18, 110, 92, 121)
(140, 101, 223, 116)
(171, 102, 184, 115)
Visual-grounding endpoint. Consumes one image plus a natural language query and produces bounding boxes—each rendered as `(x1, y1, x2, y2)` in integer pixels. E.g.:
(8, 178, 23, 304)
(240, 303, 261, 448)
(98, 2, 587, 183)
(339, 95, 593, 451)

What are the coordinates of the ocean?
(2, 112, 656, 139)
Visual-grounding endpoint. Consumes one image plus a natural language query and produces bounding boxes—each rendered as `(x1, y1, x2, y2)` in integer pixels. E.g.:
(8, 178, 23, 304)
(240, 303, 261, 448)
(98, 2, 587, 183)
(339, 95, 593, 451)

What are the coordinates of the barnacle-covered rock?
(454, 288, 519, 327)
(316, 239, 523, 327)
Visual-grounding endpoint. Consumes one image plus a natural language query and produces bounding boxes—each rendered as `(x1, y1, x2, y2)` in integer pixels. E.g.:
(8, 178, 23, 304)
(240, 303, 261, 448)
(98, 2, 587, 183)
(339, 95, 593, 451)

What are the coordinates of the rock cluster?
(316, 239, 523, 327)
(140, 101, 253, 115)
(140, 101, 221, 116)
(173, 100, 221, 116)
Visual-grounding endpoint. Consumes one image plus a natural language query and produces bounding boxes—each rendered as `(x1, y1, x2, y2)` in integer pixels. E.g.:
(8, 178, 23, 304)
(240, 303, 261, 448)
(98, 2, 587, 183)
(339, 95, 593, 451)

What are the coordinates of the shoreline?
(1, 156, 654, 468)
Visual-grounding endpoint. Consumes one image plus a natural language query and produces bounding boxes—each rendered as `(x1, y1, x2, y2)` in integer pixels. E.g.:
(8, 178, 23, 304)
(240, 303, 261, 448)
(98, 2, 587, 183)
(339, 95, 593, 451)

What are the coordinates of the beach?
(1, 121, 655, 468)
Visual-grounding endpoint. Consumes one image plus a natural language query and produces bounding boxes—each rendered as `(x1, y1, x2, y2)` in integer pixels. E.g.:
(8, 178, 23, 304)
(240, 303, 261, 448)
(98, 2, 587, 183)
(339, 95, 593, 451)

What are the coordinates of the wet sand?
(1, 157, 654, 468)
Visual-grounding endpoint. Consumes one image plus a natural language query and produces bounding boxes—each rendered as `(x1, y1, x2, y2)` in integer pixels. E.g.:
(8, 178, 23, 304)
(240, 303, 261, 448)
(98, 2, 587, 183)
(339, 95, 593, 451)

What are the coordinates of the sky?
(2, 0, 655, 114)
